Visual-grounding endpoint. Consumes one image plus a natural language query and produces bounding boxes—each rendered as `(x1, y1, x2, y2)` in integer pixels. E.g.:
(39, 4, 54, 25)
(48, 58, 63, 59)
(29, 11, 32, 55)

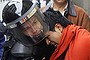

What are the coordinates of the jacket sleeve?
(81, 12, 90, 32)
(0, 32, 5, 59)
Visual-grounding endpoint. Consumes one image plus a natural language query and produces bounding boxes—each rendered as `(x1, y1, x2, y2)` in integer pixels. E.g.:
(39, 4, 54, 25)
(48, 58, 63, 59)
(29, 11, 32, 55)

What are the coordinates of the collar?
(47, 0, 77, 16)
(67, 0, 76, 16)
(51, 1, 68, 16)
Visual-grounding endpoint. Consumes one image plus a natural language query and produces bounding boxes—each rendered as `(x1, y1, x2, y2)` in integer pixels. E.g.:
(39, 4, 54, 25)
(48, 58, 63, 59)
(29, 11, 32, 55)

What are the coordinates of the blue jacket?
(0, 32, 5, 59)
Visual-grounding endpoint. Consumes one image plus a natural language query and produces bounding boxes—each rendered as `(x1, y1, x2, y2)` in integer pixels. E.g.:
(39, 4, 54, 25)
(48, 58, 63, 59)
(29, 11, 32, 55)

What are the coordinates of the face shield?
(6, 1, 49, 46)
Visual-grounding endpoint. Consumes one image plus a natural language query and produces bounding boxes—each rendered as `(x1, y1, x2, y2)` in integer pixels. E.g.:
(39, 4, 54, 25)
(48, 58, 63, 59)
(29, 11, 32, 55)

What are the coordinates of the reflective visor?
(6, 2, 49, 46)
(22, 16, 43, 36)
(13, 8, 49, 46)
(20, 14, 44, 43)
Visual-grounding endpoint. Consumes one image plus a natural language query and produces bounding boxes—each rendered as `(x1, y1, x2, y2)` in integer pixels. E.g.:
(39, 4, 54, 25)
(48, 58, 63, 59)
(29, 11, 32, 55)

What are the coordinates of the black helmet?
(2, 0, 49, 46)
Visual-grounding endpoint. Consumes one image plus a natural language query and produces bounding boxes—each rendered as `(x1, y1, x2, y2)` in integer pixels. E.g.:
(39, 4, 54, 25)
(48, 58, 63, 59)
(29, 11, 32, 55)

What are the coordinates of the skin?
(45, 23, 63, 47)
(53, 0, 67, 4)
(22, 15, 43, 37)
(53, 0, 67, 12)
(21, 15, 64, 47)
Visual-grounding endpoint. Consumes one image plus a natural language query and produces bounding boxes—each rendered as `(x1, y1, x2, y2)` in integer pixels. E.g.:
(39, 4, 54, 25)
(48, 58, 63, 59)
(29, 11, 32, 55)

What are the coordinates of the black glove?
(2, 4, 19, 24)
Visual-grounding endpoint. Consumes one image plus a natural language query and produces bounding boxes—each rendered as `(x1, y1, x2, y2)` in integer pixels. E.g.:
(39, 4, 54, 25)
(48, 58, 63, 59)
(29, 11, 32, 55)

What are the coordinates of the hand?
(42, 57, 46, 60)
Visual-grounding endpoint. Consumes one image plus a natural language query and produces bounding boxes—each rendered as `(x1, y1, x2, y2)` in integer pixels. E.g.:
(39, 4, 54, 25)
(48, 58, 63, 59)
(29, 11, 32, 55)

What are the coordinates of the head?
(2, 0, 49, 46)
(44, 8, 72, 47)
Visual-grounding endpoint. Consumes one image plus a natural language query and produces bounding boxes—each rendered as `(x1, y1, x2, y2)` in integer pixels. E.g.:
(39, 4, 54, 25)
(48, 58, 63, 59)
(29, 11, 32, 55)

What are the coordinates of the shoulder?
(72, 29, 90, 56)
(73, 5, 89, 21)
(75, 29, 90, 47)
(74, 5, 88, 15)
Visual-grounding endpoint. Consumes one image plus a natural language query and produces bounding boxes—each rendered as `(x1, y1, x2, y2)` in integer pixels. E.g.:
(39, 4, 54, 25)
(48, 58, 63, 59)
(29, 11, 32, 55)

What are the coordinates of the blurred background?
(72, 0, 90, 16)
(0, 0, 90, 21)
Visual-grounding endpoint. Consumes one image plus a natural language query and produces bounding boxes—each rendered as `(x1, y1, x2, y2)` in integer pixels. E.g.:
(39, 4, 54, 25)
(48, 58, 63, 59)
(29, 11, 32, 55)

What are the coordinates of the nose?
(29, 24, 37, 33)
(24, 22, 37, 33)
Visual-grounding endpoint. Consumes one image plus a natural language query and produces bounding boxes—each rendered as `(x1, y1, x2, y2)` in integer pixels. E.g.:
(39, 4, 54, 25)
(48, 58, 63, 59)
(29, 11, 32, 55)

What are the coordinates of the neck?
(53, 1, 67, 12)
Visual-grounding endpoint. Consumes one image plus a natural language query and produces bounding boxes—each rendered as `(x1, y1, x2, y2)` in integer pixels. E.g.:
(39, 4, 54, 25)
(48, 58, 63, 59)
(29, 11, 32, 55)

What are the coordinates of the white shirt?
(51, 1, 68, 16)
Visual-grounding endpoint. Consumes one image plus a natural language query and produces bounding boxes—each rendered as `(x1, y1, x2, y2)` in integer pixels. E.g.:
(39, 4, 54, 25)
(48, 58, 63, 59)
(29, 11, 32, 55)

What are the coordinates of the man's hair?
(43, 8, 72, 31)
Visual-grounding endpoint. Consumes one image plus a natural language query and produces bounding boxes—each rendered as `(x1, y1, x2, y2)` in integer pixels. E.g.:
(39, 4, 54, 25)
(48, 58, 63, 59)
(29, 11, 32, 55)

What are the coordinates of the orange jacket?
(50, 24, 90, 60)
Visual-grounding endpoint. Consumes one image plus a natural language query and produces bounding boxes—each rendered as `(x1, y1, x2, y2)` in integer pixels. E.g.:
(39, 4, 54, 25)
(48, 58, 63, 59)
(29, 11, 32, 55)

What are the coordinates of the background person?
(41, 0, 90, 32)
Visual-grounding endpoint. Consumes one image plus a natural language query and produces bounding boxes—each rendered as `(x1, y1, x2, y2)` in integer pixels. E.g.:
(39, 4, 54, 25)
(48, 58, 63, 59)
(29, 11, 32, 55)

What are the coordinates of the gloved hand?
(2, 4, 19, 24)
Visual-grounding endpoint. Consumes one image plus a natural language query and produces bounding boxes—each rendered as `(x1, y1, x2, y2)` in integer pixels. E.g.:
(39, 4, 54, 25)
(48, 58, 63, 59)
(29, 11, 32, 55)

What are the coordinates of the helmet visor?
(13, 9, 49, 46)
(20, 14, 44, 43)
(6, 2, 49, 46)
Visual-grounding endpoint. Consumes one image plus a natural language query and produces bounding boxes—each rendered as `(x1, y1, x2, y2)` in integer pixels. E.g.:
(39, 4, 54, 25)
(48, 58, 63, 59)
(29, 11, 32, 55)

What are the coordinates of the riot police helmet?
(2, 0, 49, 46)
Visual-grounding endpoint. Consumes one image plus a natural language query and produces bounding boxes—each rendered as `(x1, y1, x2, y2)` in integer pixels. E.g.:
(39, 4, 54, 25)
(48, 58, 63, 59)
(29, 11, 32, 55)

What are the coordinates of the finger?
(46, 39, 51, 45)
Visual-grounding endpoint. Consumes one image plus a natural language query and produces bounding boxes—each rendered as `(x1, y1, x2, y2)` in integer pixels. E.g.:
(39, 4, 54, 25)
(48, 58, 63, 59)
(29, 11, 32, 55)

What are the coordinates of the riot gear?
(2, 0, 49, 60)
(2, 0, 48, 46)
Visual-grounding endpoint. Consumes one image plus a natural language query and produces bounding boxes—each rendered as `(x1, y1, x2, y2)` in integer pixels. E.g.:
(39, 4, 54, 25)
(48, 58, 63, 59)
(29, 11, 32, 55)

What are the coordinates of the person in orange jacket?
(41, 0, 90, 59)
(41, 0, 90, 32)
(43, 8, 90, 60)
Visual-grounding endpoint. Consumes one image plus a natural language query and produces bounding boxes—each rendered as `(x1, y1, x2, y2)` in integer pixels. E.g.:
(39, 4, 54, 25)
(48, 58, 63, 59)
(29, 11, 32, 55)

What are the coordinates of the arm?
(68, 5, 90, 32)
(81, 12, 90, 32)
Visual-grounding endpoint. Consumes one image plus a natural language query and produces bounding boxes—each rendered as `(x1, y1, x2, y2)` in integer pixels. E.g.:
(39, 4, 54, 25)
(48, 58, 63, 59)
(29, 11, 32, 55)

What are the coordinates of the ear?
(55, 23, 63, 33)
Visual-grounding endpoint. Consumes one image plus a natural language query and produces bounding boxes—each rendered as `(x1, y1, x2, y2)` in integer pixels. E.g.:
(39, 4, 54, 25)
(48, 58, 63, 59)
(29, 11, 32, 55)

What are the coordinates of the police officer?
(1, 0, 50, 60)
